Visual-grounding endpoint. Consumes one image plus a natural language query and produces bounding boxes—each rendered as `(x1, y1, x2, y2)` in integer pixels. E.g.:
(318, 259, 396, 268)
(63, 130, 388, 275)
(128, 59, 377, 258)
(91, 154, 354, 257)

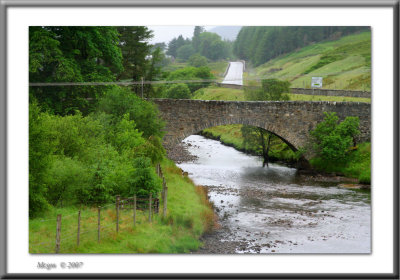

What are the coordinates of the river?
(177, 135, 371, 254)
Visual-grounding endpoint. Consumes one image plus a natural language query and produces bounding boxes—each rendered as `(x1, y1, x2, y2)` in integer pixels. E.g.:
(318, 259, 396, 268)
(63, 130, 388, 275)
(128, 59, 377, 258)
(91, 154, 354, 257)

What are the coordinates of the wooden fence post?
(156, 163, 160, 177)
(77, 211, 81, 246)
(55, 214, 61, 254)
(163, 187, 168, 219)
(133, 195, 136, 227)
(148, 193, 152, 222)
(116, 195, 120, 233)
(97, 207, 101, 243)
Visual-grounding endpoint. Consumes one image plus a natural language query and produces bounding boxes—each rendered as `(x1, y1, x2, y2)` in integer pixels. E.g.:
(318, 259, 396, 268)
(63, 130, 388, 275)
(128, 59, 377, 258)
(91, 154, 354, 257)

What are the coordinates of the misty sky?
(147, 26, 215, 44)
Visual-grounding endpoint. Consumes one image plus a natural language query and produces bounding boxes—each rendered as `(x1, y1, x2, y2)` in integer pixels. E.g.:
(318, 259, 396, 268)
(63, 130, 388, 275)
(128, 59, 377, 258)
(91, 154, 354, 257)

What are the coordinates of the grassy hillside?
(247, 31, 371, 91)
(192, 86, 370, 103)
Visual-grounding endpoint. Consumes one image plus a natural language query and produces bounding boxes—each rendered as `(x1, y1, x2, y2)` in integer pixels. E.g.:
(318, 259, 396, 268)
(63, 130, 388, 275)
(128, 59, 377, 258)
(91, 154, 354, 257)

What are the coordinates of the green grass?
(310, 142, 371, 184)
(192, 86, 245, 101)
(250, 31, 371, 91)
(29, 159, 214, 254)
(208, 61, 229, 79)
(288, 93, 371, 103)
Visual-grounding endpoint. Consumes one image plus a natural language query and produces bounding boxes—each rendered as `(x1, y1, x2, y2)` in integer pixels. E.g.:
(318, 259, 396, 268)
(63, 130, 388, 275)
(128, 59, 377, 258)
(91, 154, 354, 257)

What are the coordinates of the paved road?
(221, 61, 244, 86)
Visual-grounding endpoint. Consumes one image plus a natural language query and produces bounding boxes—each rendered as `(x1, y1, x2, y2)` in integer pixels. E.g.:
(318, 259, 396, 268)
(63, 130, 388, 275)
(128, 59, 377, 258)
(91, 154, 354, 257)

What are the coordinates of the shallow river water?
(177, 135, 371, 254)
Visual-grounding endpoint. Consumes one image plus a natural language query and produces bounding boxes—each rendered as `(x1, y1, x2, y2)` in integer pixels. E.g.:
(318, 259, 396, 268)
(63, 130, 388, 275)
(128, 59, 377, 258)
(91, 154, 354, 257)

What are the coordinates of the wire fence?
(29, 164, 169, 254)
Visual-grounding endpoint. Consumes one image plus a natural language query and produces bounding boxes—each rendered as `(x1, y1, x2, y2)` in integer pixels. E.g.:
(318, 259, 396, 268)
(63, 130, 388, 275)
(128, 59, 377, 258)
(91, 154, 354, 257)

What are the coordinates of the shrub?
(165, 83, 191, 99)
(188, 54, 208, 67)
(129, 157, 162, 197)
(98, 86, 165, 138)
(310, 112, 360, 164)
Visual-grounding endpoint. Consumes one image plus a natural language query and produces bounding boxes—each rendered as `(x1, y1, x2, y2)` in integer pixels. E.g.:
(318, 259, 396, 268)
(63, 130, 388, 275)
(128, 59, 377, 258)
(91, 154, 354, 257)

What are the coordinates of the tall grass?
(29, 159, 215, 253)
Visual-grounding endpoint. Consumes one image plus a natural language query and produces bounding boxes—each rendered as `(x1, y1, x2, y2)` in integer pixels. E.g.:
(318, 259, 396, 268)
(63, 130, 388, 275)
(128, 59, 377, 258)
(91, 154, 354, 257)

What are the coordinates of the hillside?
(245, 31, 371, 91)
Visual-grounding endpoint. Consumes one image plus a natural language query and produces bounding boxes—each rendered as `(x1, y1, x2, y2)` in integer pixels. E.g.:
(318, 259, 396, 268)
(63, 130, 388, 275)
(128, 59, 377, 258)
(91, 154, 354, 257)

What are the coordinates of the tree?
(29, 26, 123, 115)
(166, 66, 214, 93)
(310, 112, 360, 163)
(129, 157, 162, 197)
(166, 35, 189, 58)
(234, 26, 370, 66)
(192, 26, 205, 52)
(165, 83, 191, 99)
(97, 86, 165, 139)
(188, 54, 208, 67)
(244, 79, 290, 101)
(241, 125, 273, 167)
(117, 26, 153, 93)
(176, 45, 196, 61)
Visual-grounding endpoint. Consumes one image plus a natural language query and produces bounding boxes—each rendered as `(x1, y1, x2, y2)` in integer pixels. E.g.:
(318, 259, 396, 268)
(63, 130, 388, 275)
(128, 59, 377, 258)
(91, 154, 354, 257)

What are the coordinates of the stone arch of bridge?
(176, 117, 300, 153)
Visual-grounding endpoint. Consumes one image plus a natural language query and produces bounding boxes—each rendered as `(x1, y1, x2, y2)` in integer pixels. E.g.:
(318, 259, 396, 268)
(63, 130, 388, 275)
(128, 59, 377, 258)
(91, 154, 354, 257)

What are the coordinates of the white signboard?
(311, 77, 323, 88)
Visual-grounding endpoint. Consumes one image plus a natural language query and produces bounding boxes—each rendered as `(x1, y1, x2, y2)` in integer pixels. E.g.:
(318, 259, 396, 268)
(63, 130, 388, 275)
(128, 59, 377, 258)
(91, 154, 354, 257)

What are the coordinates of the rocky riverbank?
(165, 142, 198, 163)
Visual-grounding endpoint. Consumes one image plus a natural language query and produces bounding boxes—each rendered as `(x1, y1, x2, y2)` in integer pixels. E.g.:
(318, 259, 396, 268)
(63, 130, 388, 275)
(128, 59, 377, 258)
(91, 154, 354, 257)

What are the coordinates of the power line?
(28, 69, 370, 87)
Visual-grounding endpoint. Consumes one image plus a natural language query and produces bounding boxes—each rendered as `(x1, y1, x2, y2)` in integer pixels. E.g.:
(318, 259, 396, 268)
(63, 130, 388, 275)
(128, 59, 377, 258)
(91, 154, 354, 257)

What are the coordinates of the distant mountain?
(208, 26, 242, 41)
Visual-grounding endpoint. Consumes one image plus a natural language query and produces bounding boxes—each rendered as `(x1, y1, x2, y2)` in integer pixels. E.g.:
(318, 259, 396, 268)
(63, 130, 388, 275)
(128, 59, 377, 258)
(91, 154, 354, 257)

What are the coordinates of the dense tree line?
(29, 26, 166, 115)
(29, 26, 166, 217)
(166, 26, 234, 62)
(233, 26, 369, 66)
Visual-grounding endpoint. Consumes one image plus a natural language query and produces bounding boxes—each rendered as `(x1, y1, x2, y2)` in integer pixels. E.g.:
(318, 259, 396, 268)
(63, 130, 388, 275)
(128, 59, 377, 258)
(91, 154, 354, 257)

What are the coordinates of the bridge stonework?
(152, 99, 371, 159)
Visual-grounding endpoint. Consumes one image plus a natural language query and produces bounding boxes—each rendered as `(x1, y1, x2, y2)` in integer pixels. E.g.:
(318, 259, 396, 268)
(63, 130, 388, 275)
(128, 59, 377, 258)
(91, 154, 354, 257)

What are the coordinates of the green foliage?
(167, 35, 191, 58)
(44, 157, 90, 206)
(29, 85, 166, 213)
(197, 32, 232, 61)
(29, 102, 55, 217)
(310, 112, 360, 163)
(29, 26, 123, 115)
(245, 79, 290, 101)
(30, 158, 215, 253)
(166, 66, 214, 93)
(97, 86, 165, 138)
(129, 157, 162, 197)
(165, 83, 191, 99)
(117, 26, 152, 81)
(188, 54, 208, 67)
(133, 136, 166, 165)
(112, 113, 145, 153)
(176, 45, 196, 61)
(234, 26, 369, 66)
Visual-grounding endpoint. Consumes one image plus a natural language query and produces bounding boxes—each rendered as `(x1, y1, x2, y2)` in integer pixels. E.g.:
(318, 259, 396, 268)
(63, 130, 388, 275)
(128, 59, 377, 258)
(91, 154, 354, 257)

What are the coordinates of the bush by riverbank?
(309, 142, 371, 184)
(29, 159, 215, 253)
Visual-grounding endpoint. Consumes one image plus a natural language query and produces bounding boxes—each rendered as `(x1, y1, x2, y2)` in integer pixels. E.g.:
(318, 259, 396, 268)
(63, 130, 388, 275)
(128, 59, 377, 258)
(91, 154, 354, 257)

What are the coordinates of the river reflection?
(177, 135, 371, 254)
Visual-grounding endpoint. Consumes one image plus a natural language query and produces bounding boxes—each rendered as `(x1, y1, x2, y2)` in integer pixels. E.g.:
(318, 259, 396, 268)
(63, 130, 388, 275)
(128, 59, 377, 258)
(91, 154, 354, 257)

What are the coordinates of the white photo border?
(1, 1, 398, 278)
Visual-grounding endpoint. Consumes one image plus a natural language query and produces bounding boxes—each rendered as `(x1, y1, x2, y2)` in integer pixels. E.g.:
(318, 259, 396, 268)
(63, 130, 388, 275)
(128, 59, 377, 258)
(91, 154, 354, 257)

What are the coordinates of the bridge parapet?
(151, 98, 371, 160)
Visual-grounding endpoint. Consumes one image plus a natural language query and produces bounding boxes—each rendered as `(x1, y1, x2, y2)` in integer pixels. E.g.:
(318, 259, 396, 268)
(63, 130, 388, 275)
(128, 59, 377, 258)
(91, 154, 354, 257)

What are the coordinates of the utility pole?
(141, 77, 144, 99)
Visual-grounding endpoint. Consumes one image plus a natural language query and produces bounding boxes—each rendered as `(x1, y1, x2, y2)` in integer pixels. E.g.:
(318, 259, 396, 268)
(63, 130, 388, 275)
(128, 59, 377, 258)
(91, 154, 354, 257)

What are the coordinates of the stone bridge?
(152, 99, 371, 160)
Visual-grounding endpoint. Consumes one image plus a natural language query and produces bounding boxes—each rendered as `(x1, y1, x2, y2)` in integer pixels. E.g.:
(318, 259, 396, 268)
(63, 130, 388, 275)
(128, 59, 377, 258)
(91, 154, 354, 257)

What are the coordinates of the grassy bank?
(29, 159, 214, 253)
(250, 31, 371, 91)
(310, 142, 371, 184)
(192, 86, 370, 103)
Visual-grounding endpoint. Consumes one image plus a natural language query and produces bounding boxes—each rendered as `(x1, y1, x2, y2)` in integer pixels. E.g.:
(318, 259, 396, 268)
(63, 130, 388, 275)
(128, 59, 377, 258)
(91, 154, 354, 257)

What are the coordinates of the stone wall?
(152, 99, 371, 159)
(290, 88, 371, 98)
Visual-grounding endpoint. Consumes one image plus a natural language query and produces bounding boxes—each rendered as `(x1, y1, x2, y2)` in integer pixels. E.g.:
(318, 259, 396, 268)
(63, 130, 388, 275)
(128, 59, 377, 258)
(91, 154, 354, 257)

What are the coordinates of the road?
(221, 61, 244, 86)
